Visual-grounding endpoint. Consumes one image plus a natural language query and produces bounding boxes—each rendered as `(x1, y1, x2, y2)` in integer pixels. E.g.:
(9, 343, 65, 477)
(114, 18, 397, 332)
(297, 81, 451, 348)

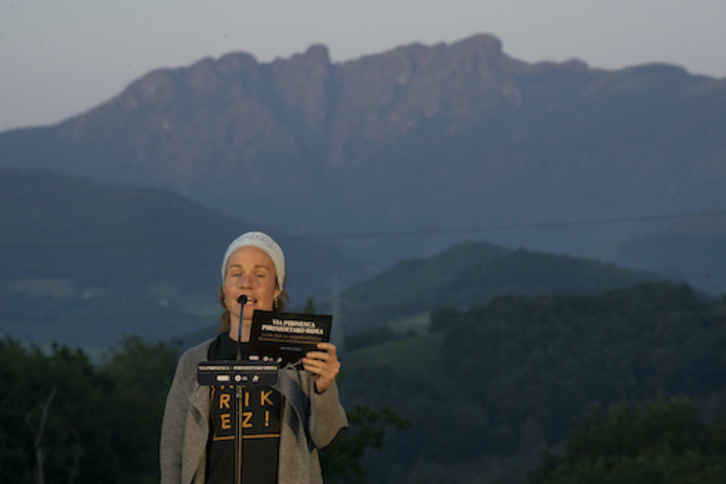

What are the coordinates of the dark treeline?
(340, 283, 726, 483)
(0, 336, 405, 484)
(439, 283, 726, 448)
(2, 282, 725, 483)
(524, 396, 726, 483)
(0, 337, 178, 484)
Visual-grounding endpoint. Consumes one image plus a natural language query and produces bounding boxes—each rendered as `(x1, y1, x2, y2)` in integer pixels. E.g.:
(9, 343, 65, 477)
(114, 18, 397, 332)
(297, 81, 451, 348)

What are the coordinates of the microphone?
(236, 295, 248, 359)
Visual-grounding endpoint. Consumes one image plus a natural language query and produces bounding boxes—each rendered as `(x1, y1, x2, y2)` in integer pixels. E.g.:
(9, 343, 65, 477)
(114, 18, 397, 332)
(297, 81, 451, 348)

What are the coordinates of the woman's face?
(223, 246, 280, 323)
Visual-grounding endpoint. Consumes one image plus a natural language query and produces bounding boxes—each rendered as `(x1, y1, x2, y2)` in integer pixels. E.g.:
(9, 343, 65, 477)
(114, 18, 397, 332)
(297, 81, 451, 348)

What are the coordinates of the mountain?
(0, 167, 367, 347)
(1, 33, 725, 271)
(335, 239, 664, 336)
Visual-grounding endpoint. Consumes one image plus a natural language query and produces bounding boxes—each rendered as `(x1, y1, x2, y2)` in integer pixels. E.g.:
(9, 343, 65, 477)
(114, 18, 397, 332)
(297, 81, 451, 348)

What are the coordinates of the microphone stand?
(195, 296, 278, 484)
(235, 381, 245, 484)
(235, 295, 246, 484)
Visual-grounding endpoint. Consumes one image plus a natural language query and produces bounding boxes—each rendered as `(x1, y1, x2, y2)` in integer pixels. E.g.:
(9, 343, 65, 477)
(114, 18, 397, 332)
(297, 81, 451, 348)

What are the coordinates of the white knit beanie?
(221, 231, 285, 290)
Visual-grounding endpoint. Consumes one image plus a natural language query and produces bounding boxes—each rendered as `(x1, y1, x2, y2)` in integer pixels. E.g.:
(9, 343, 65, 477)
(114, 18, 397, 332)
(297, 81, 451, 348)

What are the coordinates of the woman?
(160, 231, 348, 484)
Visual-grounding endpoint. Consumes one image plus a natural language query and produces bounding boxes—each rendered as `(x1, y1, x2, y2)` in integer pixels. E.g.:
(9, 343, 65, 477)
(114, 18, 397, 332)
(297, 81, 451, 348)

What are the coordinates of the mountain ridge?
(1, 32, 724, 272)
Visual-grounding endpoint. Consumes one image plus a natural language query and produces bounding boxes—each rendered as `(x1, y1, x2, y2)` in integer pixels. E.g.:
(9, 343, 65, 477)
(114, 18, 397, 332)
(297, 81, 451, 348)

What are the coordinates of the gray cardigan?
(160, 338, 348, 484)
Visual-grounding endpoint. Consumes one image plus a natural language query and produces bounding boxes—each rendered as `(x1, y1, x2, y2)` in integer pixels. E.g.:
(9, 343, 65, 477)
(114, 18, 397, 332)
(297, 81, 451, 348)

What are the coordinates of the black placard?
(249, 310, 332, 366)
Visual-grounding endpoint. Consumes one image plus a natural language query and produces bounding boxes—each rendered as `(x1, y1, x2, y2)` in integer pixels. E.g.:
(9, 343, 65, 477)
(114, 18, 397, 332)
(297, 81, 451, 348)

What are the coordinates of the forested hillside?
(2, 283, 724, 483)
(524, 397, 726, 483)
(340, 283, 726, 483)
(338, 240, 663, 336)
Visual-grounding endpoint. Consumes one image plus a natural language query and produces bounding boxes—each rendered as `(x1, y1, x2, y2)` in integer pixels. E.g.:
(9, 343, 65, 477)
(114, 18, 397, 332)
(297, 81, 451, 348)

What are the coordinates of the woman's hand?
(302, 342, 341, 393)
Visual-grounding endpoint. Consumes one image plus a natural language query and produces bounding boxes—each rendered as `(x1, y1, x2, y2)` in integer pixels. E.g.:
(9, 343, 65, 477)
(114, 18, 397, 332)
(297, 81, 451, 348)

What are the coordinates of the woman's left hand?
(302, 342, 341, 393)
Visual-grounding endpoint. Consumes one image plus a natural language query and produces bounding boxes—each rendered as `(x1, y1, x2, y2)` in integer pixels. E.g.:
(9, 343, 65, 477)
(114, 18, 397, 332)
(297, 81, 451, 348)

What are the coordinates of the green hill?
(0, 167, 366, 347)
(339, 283, 726, 483)
(339, 240, 665, 337)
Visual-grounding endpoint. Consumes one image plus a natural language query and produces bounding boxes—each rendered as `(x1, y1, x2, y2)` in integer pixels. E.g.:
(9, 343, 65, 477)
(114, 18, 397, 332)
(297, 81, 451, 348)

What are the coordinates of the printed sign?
(249, 310, 332, 366)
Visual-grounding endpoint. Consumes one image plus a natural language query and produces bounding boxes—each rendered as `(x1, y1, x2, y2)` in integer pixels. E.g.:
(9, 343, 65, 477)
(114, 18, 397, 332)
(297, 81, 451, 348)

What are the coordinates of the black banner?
(249, 310, 332, 366)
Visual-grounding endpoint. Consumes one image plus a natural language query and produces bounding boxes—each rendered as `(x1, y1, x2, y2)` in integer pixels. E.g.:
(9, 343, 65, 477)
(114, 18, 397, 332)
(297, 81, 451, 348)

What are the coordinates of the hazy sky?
(2, 0, 725, 132)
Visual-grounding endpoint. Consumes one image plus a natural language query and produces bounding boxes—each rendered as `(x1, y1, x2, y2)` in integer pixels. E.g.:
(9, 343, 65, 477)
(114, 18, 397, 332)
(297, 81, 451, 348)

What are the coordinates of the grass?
(344, 332, 444, 373)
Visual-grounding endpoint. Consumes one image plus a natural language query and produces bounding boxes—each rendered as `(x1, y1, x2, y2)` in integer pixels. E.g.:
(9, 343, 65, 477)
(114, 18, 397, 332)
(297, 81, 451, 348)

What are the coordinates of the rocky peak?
(269, 44, 335, 129)
(326, 34, 529, 161)
(115, 68, 178, 111)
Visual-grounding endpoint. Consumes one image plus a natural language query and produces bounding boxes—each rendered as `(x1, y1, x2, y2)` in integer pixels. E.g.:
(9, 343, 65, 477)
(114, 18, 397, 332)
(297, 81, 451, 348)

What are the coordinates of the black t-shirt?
(205, 333, 283, 484)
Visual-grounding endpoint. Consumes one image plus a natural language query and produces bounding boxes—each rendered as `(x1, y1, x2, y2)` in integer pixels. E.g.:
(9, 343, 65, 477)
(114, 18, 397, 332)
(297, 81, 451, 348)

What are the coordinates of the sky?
(2, 0, 725, 132)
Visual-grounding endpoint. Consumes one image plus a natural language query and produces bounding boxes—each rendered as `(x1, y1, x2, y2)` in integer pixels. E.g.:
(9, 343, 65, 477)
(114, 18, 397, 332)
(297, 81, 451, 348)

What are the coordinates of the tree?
(303, 296, 413, 482)
(98, 336, 181, 484)
(0, 336, 180, 484)
(322, 405, 411, 483)
(525, 396, 726, 484)
(26, 386, 58, 484)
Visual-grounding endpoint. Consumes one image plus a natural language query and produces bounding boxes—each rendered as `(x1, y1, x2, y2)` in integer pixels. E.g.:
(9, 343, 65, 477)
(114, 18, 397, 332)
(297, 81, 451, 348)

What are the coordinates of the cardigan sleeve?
(306, 374, 349, 450)
(160, 343, 210, 484)
(160, 351, 192, 483)
(276, 367, 348, 450)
